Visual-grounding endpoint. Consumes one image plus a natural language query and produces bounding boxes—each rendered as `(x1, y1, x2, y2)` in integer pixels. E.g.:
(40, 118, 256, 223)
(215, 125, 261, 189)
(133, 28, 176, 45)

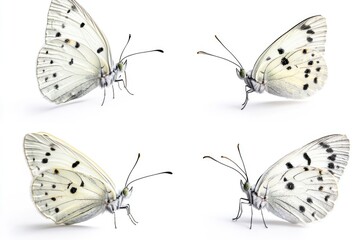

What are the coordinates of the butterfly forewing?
(46, 0, 112, 70)
(32, 169, 110, 224)
(265, 167, 338, 223)
(24, 132, 117, 196)
(252, 15, 327, 98)
(255, 134, 349, 194)
(37, 0, 114, 103)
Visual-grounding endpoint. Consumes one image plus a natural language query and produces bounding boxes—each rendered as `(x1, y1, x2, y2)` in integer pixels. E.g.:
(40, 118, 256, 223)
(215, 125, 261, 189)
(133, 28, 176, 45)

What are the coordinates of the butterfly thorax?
(100, 67, 118, 88)
(251, 189, 267, 210)
(241, 180, 267, 210)
(244, 70, 265, 93)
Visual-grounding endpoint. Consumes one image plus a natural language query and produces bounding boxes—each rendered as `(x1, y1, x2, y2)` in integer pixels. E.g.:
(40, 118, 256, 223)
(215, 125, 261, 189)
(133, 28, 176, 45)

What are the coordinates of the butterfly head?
(121, 186, 134, 199)
(240, 179, 251, 192)
(117, 60, 128, 73)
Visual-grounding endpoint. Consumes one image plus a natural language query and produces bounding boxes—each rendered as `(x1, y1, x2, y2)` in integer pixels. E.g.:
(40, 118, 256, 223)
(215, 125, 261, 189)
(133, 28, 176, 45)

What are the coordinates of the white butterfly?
(24, 132, 172, 227)
(36, 0, 163, 105)
(198, 15, 327, 109)
(204, 134, 349, 228)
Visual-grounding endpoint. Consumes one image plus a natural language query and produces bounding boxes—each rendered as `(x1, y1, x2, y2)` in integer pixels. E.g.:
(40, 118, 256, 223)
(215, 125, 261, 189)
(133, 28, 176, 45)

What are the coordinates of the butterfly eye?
(243, 181, 250, 191)
(236, 68, 246, 79)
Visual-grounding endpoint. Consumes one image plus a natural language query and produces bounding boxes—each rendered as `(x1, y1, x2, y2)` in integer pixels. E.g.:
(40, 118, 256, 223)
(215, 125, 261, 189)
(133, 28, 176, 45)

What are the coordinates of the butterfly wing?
(265, 167, 338, 223)
(24, 132, 117, 197)
(253, 135, 349, 223)
(32, 169, 109, 224)
(37, 39, 102, 103)
(251, 15, 327, 98)
(37, 0, 113, 103)
(255, 134, 349, 188)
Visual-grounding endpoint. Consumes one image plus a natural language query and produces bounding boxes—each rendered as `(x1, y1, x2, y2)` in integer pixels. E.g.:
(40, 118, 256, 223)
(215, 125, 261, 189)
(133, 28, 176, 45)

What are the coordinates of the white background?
(1, 0, 359, 239)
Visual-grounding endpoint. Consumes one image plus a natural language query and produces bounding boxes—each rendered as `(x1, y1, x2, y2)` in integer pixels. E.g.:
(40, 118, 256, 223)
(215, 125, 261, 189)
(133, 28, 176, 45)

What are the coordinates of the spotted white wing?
(254, 134, 349, 223)
(24, 132, 117, 224)
(265, 167, 338, 223)
(251, 15, 327, 98)
(36, 0, 113, 103)
(32, 169, 110, 224)
(24, 132, 116, 196)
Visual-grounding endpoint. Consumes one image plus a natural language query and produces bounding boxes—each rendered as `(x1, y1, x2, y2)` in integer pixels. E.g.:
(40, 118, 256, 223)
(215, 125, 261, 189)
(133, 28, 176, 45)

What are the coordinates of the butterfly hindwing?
(262, 49, 327, 98)
(32, 169, 109, 224)
(252, 15, 327, 98)
(24, 132, 117, 196)
(37, 39, 101, 103)
(266, 167, 337, 223)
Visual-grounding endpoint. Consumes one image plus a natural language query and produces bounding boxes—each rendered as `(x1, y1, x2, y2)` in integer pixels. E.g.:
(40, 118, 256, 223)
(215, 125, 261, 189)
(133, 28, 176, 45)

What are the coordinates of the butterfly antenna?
(197, 51, 241, 68)
(203, 156, 247, 181)
(119, 34, 132, 62)
(220, 156, 248, 180)
(125, 153, 141, 187)
(126, 171, 173, 187)
(237, 144, 249, 181)
(214, 35, 244, 70)
(120, 49, 164, 63)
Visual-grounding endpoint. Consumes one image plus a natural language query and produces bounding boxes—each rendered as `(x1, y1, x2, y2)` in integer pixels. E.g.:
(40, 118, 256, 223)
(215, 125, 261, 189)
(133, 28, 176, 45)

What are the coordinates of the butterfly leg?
(101, 88, 106, 106)
(241, 86, 254, 110)
(260, 208, 268, 228)
(123, 71, 134, 95)
(112, 84, 115, 99)
(120, 204, 138, 225)
(232, 198, 249, 221)
(249, 204, 253, 229)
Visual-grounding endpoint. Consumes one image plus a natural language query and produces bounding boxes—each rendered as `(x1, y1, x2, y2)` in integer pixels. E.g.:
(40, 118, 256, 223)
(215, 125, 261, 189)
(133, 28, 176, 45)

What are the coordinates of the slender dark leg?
(112, 84, 115, 99)
(113, 211, 117, 229)
(232, 198, 249, 221)
(249, 204, 253, 229)
(260, 208, 268, 228)
(241, 86, 254, 110)
(120, 204, 138, 225)
(101, 88, 106, 106)
(123, 71, 134, 95)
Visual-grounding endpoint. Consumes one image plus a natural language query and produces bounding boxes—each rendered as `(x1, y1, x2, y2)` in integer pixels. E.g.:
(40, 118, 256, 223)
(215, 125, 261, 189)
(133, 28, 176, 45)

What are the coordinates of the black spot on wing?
(299, 205, 305, 213)
(97, 47, 104, 54)
(307, 29, 315, 34)
(281, 57, 289, 65)
(72, 161, 80, 168)
(70, 187, 77, 194)
(285, 162, 293, 169)
(286, 182, 294, 190)
(303, 152, 311, 165)
(303, 84, 309, 90)
(300, 24, 311, 30)
(328, 162, 335, 169)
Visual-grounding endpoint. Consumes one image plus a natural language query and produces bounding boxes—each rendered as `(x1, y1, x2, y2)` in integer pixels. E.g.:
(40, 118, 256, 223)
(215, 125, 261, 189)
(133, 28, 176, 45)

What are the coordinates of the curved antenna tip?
(197, 51, 205, 54)
(128, 34, 132, 38)
(203, 156, 210, 159)
(164, 171, 173, 174)
(156, 49, 164, 53)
